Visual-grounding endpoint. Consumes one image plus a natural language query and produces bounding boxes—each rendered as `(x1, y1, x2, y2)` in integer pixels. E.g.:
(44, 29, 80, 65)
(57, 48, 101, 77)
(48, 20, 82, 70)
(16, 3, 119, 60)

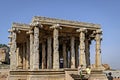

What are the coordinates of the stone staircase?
(70, 74, 88, 80)
(65, 69, 108, 80)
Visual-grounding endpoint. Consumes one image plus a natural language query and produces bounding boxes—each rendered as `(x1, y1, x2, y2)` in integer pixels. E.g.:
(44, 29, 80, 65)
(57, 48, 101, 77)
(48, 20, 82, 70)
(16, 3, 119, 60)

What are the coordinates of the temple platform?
(9, 69, 108, 80)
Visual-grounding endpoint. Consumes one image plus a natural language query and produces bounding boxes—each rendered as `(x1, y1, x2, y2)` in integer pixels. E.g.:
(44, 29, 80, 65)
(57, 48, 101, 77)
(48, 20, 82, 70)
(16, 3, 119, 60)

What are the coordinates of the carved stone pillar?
(33, 26, 39, 70)
(47, 37, 52, 69)
(77, 28, 86, 68)
(63, 42, 67, 68)
(42, 41, 46, 69)
(29, 30, 34, 70)
(10, 28, 17, 70)
(95, 29, 102, 69)
(50, 24, 61, 69)
(71, 36, 75, 68)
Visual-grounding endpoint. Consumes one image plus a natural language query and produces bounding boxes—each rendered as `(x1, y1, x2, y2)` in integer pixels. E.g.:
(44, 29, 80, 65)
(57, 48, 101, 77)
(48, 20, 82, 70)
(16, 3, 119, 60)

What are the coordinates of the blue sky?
(0, 0, 120, 69)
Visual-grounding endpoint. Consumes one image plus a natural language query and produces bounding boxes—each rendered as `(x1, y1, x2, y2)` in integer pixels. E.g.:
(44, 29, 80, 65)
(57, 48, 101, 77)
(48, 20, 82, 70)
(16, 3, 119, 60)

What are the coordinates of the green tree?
(0, 44, 8, 48)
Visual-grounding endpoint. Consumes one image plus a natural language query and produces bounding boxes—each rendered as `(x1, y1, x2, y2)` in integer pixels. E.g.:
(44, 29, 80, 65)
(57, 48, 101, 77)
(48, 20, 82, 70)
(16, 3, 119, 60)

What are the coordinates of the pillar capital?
(10, 28, 21, 33)
(30, 22, 43, 29)
(8, 29, 13, 33)
(50, 24, 62, 29)
(76, 28, 87, 33)
(95, 29, 102, 34)
(26, 30, 34, 34)
(8, 35, 12, 39)
(95, 30, 102, 41)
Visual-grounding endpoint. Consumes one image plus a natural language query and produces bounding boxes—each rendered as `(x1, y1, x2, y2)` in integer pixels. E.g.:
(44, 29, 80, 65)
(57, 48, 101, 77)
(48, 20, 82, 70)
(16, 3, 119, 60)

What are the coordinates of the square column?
(42, 41, 46, 69)
(63, 42, 67, 68)
(75, 42, 79, 68)
(23, 43, 26, 69)
(85, 38, 91, 67)
(26, 37, 30, 69)
(47, 37, 52, 69)
(77, 28, 87, 68)
(33, 26, 39, 70)
(16, 47, 22, 68)
(95, 29, 102, 69)
(50, 24, 61, 69)
(29, 30, 34, 70)
(70, 36, 75, 68)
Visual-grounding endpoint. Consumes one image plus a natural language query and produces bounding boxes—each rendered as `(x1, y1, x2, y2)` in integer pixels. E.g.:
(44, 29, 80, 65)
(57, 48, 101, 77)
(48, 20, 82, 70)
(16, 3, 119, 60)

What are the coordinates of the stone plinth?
(9, 69, 65, 80)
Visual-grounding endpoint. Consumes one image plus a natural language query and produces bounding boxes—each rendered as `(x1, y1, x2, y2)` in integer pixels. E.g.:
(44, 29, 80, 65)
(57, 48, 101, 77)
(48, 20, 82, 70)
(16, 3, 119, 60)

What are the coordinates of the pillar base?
(94, 66, 105, 71)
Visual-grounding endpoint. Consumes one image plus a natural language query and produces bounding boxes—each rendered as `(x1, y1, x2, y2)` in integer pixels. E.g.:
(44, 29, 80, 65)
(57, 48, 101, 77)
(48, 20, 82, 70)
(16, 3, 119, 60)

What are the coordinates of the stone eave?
(31, 16, 101, 30)
(12, 22, 30, 31)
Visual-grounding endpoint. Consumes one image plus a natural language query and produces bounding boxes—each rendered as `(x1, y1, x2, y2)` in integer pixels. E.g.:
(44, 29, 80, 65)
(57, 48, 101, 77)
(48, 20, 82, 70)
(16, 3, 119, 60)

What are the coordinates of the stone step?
(70, 74, 88, 80)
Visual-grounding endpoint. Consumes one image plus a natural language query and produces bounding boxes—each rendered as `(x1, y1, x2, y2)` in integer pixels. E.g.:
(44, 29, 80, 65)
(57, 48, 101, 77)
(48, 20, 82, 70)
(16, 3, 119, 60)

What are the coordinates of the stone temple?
(8, 16, 107, 80)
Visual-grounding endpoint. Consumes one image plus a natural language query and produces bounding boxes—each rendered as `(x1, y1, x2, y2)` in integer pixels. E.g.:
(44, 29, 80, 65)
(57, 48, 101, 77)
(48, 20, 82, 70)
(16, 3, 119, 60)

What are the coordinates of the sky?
(0, 0, 120, 69)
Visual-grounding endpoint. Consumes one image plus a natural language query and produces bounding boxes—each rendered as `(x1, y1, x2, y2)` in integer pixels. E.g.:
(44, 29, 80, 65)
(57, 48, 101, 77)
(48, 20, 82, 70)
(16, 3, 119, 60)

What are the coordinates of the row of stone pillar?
(9, 24, 102, 70)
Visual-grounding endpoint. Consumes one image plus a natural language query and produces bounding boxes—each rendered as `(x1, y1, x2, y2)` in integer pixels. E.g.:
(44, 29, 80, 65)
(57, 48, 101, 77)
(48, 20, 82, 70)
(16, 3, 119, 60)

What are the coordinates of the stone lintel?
(32, 16, 101, 29)
(12, 22, 30, 31)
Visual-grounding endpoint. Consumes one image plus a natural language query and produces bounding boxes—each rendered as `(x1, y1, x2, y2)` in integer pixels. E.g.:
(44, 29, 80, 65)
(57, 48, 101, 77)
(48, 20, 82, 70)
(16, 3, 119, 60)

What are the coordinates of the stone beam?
(32, 16, 101, 29)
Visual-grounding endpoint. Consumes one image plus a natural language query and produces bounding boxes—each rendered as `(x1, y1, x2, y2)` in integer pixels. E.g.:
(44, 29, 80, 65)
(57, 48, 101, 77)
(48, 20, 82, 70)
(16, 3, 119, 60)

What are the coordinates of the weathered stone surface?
(95, 29, 102, 69)
(63, 42, 67, 68)
(71, 36, 75, 68)
(53, 28, 59, 69)
(30, 30, 34, 70)
(77, 28, 87, 68)
(7, 16, 107, 80)
(10, 31, 17, 70)
(47, 37, 52, 69)
(42, 41, 46, 69)
(33, 26, 39, 70)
